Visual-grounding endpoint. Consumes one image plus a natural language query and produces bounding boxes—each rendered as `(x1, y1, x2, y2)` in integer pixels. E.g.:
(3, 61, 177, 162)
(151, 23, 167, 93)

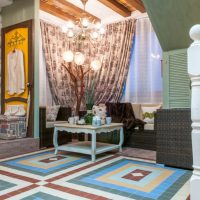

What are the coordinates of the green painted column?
(34, 0, 40, 138)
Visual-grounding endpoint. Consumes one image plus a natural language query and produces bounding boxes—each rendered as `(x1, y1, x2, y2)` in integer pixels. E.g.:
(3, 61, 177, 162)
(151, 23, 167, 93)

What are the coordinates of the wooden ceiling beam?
(40, 1, 76, 22)
(121, 0, 145, 12)
(98, 0, 131, 17)
(41, 0, 100, 23)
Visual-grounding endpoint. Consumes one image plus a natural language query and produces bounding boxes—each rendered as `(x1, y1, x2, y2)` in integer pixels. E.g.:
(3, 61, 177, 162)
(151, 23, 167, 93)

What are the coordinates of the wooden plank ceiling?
(40, 0, 145, 22)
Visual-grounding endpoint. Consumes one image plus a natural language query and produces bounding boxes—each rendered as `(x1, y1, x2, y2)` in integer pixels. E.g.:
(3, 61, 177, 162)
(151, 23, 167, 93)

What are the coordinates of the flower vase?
(84, 110, 94, 125)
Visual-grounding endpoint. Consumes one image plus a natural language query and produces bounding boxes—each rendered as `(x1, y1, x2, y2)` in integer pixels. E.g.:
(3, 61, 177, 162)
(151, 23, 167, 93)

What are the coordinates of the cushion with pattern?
(46, 105, 60, 121)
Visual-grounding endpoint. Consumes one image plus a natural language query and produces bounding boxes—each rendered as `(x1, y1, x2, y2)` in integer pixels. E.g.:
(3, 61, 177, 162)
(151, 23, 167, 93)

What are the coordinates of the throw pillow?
(46, 105, 60, 121)
(141, 105, 161, 124)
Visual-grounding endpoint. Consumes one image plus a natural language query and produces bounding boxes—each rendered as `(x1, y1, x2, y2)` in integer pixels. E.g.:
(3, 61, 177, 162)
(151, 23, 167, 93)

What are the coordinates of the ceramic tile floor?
(0, 148, 191, 200)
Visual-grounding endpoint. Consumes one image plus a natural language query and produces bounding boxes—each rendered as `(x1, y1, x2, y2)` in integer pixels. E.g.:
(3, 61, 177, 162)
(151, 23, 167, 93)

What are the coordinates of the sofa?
(93, 103, 145, 145)
(39, 106, 72, 148)
(90, 103, 161, 150)
(124, 103, 162, 150)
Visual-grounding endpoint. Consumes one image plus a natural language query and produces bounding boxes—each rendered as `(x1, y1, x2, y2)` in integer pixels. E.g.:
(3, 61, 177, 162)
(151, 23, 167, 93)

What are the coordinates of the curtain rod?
(104, 14, 149, 25)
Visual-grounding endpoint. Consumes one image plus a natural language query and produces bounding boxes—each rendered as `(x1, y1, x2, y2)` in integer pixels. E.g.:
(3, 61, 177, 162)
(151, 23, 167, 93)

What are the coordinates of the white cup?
(68, 117, 75, 124)
(74, 116, 79, 124)
(106, 117, 112, 125)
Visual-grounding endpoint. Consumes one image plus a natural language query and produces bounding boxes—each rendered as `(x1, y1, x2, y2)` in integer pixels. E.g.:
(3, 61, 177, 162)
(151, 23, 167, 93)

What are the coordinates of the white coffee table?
(53, 123, 124, 162)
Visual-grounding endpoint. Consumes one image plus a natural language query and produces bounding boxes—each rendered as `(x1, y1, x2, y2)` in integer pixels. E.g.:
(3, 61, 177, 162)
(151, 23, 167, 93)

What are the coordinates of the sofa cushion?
(46, 105, 60, 121)
(132, 103, 162, 121)
(141, 105, 161, 124)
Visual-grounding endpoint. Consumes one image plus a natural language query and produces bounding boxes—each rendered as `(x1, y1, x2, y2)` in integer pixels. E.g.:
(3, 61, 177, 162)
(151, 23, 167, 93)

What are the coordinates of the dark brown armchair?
(39, 106, 72, 148)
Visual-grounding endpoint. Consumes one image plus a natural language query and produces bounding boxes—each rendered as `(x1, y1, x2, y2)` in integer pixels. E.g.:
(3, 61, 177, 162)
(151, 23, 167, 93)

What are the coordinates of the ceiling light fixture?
(62, 0, 104, 72)
(62, 0, 105, 43)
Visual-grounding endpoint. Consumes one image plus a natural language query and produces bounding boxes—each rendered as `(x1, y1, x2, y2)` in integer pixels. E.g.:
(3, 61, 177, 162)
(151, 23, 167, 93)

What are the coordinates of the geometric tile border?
(0, 149, 192, 200)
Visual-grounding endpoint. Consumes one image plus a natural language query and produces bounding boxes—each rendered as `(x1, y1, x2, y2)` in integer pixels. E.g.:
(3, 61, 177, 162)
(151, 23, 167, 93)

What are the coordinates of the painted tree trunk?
(62, 62, 89, 116)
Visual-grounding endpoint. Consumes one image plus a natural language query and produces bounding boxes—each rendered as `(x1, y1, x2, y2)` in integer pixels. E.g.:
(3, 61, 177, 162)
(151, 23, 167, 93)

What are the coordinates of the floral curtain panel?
(40, 20, 77, 108)
(40, 18, 136, 109)
(92, 19, 136, 104)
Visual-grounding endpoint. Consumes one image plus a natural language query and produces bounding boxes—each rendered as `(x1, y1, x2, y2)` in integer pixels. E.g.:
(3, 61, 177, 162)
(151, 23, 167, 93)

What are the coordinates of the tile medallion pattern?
(0, 151, 89, 176)
(0, 150, 191, 200)
(66, 159, 191, 199)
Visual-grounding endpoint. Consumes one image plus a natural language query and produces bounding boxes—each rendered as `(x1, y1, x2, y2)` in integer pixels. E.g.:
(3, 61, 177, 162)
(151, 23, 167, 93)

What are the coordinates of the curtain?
(40, 18, 136, 109)
(122, 17, 163, 104)
(40, 20, 99, 109)
(40, 20, 77, 108)
(93, 19, 136, 104)
(39, 27, 54, 106)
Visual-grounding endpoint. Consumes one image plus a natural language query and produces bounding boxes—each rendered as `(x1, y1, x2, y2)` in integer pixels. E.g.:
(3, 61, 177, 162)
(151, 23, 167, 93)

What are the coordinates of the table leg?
(91, 132, 96, 162)
(119, 127, 124, 152)
(53, 128, 58, 154)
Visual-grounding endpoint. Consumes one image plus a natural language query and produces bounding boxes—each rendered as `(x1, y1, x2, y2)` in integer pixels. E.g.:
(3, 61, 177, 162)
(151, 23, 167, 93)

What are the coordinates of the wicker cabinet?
(156, 109, 193, 169)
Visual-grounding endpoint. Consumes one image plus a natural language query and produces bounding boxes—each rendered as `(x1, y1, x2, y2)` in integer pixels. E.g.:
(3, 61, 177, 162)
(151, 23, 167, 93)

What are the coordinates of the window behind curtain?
(121, 17, 163, 104)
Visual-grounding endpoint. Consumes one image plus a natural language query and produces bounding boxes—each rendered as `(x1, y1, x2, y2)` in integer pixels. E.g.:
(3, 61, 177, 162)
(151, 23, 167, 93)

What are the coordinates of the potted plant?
(84, 78, 95, 124)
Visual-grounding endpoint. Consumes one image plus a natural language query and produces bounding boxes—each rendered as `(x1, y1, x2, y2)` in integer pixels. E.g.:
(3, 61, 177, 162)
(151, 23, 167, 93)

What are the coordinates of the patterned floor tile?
(0, 180, 16, 191)
(0, 151, 90, 176)
(0, 149, 192, 200)
(53, 157, 192, 200)
(20, 191, 66, 200)
(6, 186, 91, 200)
(0, 173, 34, 197)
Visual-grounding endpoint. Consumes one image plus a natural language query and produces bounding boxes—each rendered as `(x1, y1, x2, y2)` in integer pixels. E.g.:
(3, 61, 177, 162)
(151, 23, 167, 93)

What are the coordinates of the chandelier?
(62, 0, 105, 42)
(62, 0, 105, 71)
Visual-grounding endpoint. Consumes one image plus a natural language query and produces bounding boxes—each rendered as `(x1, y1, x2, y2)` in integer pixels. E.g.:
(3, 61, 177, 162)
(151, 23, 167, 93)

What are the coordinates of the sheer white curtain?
(39, 28, 54, 106)
(122, 17, 163, 103)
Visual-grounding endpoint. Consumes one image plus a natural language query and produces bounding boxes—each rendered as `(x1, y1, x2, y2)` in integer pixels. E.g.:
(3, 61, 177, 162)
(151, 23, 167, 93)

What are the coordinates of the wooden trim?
(1, 28, 5, 114)
(118, 0, 145, 12)
(1, 20, 34, 138)
(28, 19, 34, 138)
(98, 0, 131, 17)
(4, 98, 27, 103)
(40, 1, 77, 22)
